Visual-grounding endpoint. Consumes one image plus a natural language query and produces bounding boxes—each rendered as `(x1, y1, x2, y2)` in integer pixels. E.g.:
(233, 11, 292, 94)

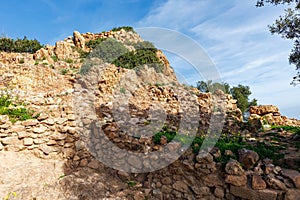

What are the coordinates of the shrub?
(112, 48, 163, 72)
(0, 92, 38, 123)
(51, 55, 58, 62)
(90, 38, 128, 63)
(18, 58, 25, 64)
(86, 38, 107, 49)
(64, 58, 73, 64)
(132, 41, 156, 50)
(0, 36, 43, 53)
(111, 26, 135, 32)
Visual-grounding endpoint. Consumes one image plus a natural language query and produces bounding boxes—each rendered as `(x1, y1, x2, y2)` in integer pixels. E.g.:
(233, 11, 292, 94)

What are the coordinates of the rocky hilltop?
(0, 28, 299, 200)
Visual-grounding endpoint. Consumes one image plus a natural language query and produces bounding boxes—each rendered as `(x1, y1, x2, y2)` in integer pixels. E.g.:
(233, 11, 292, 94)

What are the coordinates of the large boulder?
(73, 31, 86, 49)
(238, 148, 259, 169)
(249, 105, 279, 115)
(54, 41, 74, 60)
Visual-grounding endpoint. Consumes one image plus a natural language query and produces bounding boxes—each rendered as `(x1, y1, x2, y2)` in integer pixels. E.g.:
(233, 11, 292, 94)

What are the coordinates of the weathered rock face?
(238, 148, 259, 169)
(250, 105, 279, 115)
(0, 28, 299, 199)
(73, 31, 86, 49)
(249, 105, 300, 126)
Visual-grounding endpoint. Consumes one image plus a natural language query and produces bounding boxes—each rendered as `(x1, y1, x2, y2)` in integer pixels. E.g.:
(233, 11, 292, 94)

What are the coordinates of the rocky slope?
(0, 28, 299, 200)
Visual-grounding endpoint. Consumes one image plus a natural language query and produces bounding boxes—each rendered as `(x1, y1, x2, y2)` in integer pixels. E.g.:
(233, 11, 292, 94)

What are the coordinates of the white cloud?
(138, 0, 299, 118)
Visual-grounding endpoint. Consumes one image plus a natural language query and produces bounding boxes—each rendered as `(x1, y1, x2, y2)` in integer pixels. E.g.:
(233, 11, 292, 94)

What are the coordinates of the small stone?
(38, 113, 48, 121)
(128, 155, 142, 169)
(17, 131, 29, 139)
(0, 115, 9, 125)
(196, 152, 214, 164)
(49, 133, 67, 140)
(161, 185, 172, 194)
(46, 140, 57, 146)
(22, 119, 39, 126)
(252, 174, 267, 190)
(67, 127, 77, 135)
(161, 177, 172, 185)
(23, 138, 33, 146)
(56, 118, 68, 125)
(87, 160, 99, 169)
(33, 125, 47, 134)
(1, 137, 20, 145)
(0, 142, 3, 150)
(160, 136, 167, 145)
(10, 125, 25, 133)
(225, 150, 234, 156)
(230, 185, 277, 200)
(225, 159, 244, 175)
(39, 144, 52, 155)
(282, 169, 300, 189)
(34, 138, 45, 144)
(172, 181, 189, 193)
(68, 114, 76, 121)
(165, 142, 179, 153)
(225, 174, 247, 186)
(79, 158, 88, 167)
(42, 118, 55, 125)
(214, 187, 224, 198)
(284, 189, 300, 200)
(64, 143, 73, 148)
(265, 164, 275, 174)
(203, 174, 224, 187)
(238, 148, 259, 169)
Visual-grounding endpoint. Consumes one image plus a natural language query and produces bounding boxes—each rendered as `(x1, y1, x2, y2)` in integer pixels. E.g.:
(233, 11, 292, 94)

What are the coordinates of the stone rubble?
(0, 28, 299, 199)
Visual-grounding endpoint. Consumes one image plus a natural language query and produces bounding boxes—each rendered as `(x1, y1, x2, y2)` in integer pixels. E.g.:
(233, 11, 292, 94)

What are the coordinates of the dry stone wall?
(0, 29, 299, 199)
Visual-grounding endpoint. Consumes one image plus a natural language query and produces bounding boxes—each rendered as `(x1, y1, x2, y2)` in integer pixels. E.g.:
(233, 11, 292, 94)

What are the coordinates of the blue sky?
(1, 0, 299, 118)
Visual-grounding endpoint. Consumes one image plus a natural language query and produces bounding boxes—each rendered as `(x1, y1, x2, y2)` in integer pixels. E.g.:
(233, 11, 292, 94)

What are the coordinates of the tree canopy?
(196, 81, 257, 113)
(0, 36, 43, 53)
(256, 0, 300, 85)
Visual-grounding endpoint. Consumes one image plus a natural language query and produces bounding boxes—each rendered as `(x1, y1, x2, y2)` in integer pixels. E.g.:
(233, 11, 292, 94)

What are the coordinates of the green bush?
(90, 38, 129, 63)
(152, 127, 284, 163)
(271, 125, 300, 134)
(0, 36, 43, 53)
(111, 26, 135, 32)
(0, 93, 38, 123)
(86, 38, 107, 49)
(112, 48, 163, 72)
(132, 41, 156, 50)
(51, 55, 58, 62)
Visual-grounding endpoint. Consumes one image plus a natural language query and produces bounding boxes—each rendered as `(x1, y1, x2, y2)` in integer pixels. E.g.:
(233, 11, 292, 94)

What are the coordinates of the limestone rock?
(225, 174, 247, 186)
(0, 115, 9, 125)
(22, 119, 39, 126)
(172, 181, 189, 193)
(54, 41, 73, 60)
(1, 137, 21, 145)
(252, 174, 267, 190)
(23, 138, 33, 146)
(230, 185, 278, 200)
(225, 159, 245, 176)
(73, 31, 85, 49)
(203, 174, 224, 187)
(33, 125, 48, 134)
(249, 105, 279, 115)
(238, 148, 259, 169)
(284, 189, 300, 200)
(282, 169, 300, 189)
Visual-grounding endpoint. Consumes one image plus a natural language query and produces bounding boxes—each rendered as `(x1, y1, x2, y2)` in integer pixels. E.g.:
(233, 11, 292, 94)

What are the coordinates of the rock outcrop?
(0, 28, 299, 199)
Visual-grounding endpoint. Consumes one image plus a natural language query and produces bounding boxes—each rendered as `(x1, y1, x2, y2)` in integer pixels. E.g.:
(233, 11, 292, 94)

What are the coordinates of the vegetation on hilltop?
(81, 37, 164, 74)
(111, 26, 135, 33)
(196, 80, 257, 113)
(0, 36, 43, 53)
